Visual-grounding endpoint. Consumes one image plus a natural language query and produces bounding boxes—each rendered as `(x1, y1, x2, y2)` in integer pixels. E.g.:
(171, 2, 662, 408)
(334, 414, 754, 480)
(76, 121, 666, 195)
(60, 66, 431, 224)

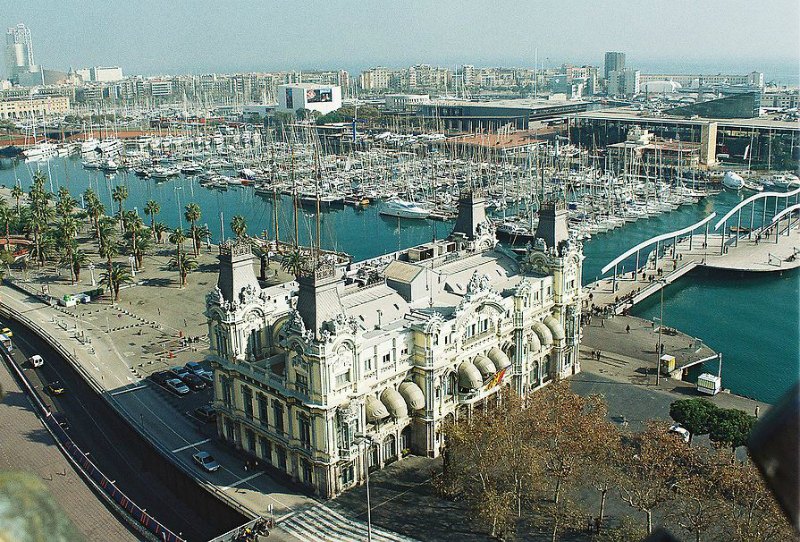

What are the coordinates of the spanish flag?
(486, 368, 507, 390)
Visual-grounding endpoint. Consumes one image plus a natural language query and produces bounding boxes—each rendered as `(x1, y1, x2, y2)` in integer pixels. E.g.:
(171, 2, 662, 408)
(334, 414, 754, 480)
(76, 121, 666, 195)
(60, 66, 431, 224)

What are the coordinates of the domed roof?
(532, 320, 553, 347)
(487, 346, 512, 371)
(398, 381, 426, 411)
(473, 355, 497, 379)
(365, 395, 390, 423)
(458, 361, 483, 390)
(380, 388, 408, 418)
(544, 315, 566, 341)
(529, 331, 542, 352)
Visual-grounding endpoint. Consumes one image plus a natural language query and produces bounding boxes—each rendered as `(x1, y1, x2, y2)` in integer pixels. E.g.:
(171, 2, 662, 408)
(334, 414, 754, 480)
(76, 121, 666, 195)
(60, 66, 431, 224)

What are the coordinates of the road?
(5, 317, 248, 541)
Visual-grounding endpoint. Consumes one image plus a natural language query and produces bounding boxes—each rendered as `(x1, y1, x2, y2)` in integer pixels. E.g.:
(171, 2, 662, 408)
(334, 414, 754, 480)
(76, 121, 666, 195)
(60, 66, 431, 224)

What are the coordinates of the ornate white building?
(206, 193, 583, 498)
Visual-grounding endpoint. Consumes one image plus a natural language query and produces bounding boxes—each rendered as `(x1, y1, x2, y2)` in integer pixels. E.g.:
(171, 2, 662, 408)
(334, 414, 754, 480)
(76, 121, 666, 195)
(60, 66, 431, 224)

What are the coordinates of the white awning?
(532, 320, 553, 347)
(473, 355, 497, 379)
(398, 381, 426, 411)
(365, 395, 390, 423)
(529, 331, 542, 353)
(458, 361, 483, 390)
(487, 346, 512, 371)
(380, 388, 408, 419)
(544, 315, 566, 341)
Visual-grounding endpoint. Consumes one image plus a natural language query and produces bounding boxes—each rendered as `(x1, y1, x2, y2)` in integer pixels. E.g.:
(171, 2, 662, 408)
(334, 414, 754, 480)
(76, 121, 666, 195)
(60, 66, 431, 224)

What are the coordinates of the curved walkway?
(0, 360, 138, 542)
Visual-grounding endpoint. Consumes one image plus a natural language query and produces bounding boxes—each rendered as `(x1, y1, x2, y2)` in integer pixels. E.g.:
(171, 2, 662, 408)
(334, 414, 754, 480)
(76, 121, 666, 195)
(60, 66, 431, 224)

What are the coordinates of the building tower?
(603, 51, 625, 81)
(5, 23, 36, 80)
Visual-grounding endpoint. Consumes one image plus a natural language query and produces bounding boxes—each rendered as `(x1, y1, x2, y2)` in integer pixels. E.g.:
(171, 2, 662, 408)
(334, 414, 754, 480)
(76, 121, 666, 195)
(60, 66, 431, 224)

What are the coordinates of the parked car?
(182, 373, 206, 391)
(184, 361, 207, 376)
(29, 355, 44, 368)
(46, 381, 65, 395)
(165, 378, 190, 395)
(668, 423, 691, 443)
(1, 327, 13, 338)
(194, 404, 216, 423)
(150, 370, 173, 386)
(197, 370, 213, 385)
(192, 451, 220, 472)
(170, 366, 191, 380)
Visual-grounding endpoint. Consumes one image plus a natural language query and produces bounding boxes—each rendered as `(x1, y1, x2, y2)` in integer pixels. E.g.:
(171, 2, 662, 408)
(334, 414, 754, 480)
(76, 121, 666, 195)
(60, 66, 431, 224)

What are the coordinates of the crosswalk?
(279, 502, 419, 542)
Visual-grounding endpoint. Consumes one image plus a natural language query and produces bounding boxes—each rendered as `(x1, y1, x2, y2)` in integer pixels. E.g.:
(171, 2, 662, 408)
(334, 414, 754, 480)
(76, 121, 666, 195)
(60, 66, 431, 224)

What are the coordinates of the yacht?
(22, 142, 58, 159)
(722, 171, 745, 190)
(80, 138, 100, 154)
(379, 198, 430, 219)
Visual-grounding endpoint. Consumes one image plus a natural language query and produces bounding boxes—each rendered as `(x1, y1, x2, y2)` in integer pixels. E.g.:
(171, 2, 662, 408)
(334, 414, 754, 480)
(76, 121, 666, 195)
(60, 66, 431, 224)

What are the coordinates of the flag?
(485, 368, 507, 390)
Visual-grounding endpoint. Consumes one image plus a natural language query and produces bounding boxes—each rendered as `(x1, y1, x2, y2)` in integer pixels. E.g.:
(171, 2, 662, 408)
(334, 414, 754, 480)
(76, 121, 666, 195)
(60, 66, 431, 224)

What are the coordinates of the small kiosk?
(697, 373, 722, 396)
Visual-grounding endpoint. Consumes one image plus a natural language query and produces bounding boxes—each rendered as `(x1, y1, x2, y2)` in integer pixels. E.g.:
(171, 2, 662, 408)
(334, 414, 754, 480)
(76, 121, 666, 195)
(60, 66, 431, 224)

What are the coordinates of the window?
(480, 319, 489, 333)
(242, 385, 253, 421)
(401, 346, 408, 356)
(245, 428, 256, 452)
(340, 462, 355, 486)
(365, 356, 373, 372)
(296, 373, 309, 395)
(221, 376, 232, 407)
(276, 446, 287, 471)
(382, 353, 390, 365)
(258, 394, 268, 427)
(259, 436, 272, 463)
(247, 328, 262, 359)
(298, 414, 312, 449)
(302, 459, 313, 485)
(272, 400, 284, 435)
(224, 418, 235, 443)
(566, 279, 575, 290)
(214, 326, 228, 358)
(335, 370, 351, 389)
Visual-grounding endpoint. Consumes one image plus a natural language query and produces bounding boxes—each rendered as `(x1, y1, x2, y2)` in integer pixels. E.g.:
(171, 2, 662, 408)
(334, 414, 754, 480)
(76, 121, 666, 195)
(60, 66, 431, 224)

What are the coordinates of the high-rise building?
(604, 51, 625, 80)
(607, 68, 640, 97)
(5, 23, 37, 81)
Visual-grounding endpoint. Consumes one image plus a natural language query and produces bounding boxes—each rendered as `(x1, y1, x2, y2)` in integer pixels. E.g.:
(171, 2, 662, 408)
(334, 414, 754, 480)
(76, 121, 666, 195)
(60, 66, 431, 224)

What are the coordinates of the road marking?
(171, 438, 211, 453)
(109, 384, 147, 396)
(221, 471, 264, 491)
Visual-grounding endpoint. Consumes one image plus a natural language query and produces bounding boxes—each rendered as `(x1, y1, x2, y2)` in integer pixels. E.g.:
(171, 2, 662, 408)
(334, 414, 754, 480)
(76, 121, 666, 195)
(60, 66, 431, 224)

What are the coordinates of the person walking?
(626, 324, 631, 334)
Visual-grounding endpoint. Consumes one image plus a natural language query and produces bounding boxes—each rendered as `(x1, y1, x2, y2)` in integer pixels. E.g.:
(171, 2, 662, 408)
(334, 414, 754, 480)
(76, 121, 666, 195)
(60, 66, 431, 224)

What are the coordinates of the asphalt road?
(5, 317, 247, 542)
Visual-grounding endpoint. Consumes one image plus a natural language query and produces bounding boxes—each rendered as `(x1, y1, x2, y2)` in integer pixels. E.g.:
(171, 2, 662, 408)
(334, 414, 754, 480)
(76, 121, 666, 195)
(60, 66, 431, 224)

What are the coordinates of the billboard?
(285, 88, 293, 109)
(306, 87, 333, 103)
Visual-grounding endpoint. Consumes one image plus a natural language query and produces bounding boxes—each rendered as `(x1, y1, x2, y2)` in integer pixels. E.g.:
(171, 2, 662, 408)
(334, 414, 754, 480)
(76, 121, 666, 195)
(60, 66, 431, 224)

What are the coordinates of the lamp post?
(174, 186, 183, 229)
(656, 279, 666, 386)
(355, 433, 374, 542)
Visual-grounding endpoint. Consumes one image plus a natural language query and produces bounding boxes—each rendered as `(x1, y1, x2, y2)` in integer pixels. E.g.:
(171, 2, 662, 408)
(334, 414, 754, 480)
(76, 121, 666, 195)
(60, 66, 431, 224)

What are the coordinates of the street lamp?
(174, 186, 183, 229)
(655, 279, 667, 386)
(354, 433, 375, 542)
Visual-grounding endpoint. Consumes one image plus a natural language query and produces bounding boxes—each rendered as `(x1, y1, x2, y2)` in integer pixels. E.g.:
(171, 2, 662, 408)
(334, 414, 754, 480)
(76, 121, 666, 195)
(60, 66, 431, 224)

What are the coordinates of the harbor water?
(1, 156, 797, 403)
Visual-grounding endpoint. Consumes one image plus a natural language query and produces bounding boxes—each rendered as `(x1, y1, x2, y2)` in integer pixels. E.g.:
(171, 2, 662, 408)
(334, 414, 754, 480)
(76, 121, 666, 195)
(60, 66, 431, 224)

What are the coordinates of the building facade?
(206, 193, 584, 498)
(277, 83, 342, 115)
(0, 95, 69, 119)
(604, 52, 625, 80)
(5, 23, 37, 82)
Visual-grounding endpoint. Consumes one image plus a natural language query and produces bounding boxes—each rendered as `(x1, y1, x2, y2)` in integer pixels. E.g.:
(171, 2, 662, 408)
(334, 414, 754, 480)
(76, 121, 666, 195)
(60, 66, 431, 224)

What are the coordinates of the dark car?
(170, 366, 191, 380)
(197, 371, 213, 385)
(184, 361, 207, 376)
(51, 412, 69, 430)
(150, 370, 173, 386)
(194, 404, 216, 423)
(46, 381, 65, 395)
(182, 373, 206, 391)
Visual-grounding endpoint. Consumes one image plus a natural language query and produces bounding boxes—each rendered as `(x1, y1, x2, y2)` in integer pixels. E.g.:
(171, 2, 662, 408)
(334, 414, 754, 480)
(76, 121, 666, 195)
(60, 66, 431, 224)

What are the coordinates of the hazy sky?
(2, 0, 798, 77)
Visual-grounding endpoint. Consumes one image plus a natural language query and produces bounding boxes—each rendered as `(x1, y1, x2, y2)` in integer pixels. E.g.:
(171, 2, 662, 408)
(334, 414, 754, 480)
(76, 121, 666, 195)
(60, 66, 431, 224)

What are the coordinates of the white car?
(30, 355, 44, 368)
(668, 424, 691, 443)
(192, 451, 220, 472)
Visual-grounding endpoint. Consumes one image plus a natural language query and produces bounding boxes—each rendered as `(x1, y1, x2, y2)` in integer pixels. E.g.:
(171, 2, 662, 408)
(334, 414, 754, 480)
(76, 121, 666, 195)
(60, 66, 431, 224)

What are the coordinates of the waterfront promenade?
(0, 358, 138, 542)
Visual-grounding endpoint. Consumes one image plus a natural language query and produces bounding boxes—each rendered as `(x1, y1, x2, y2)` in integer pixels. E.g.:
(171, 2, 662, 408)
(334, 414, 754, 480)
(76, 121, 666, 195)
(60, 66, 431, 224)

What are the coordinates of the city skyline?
(2, 0, 798, 79)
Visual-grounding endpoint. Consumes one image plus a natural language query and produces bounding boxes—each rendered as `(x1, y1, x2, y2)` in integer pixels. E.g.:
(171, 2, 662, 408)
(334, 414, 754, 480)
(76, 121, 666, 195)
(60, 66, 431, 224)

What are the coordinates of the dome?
(532, 320, 553, 347)
(528, 331, 542, 353)
(458, 361, 483, 390)
(380, 388, 408, 418)
(398, 381, 426, 411)
(487, 346, 512, 371)
(365, 395, 390, 423)
(544, 315, 566, 341)
(473, 355, 497, 379)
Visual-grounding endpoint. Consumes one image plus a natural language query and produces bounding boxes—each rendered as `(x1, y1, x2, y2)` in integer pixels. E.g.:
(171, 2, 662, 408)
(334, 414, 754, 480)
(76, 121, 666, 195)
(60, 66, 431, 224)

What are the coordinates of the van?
(30, 355, 44, 368)
(0, 333, 12, 352)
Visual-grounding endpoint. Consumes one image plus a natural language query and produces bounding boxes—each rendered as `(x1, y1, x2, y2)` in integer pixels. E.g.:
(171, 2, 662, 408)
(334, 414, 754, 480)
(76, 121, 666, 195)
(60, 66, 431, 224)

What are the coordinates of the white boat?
(22, 142, 58, 159)
(379, 198, 430, 219)
(771, 174, 800, 189)
(722, 171, 745, 190)
(151, 167, 180, 180)
(98, 139, 122, 155)
(99, 158, 119, 172)
(80, 138, 100, 154)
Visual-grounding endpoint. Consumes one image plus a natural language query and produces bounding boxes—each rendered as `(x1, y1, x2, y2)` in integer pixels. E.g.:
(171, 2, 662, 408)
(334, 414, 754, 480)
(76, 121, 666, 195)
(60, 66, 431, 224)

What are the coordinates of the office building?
(277, 83, 342, 115)
(206, 193, 584, 498)
(5, 23, 37, 82)
(604, 51, 625, 80)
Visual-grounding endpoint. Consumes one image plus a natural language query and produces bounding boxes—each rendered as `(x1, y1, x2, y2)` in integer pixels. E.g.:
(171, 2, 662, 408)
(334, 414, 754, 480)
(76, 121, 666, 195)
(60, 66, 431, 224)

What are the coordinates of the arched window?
(530, 361, 539, 388)
(542, 355, 552, 382)
(383, 434, 397, 461)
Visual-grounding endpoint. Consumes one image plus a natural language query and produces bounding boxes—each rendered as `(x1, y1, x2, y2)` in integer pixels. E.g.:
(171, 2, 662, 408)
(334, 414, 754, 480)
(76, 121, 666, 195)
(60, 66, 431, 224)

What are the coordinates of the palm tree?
(144, 200, 160, 241)
(184, 203, 202, 256)
(132, 235, 152, 270)
(57, 216, 78, 283)
(281, 248, 309, 277)
(168, 227, 187, 284)
(111, 185, 128, 231)
(56, 187, 76, 219)
(101, 263, 132, 303)
(84, 189, 105, 244)
(10, 184, 23, 216)
(123, 210, 144, 269)
(153, 222, 168, 244)
(97, 217, 118, 287)
(69, 250, 89, 283)
(26, 175, 54, 267)
(0, 200, 13, 248)
(231, 215, 247, 239)
(169, 252, 198, 288)
(195, 223, 211, 252)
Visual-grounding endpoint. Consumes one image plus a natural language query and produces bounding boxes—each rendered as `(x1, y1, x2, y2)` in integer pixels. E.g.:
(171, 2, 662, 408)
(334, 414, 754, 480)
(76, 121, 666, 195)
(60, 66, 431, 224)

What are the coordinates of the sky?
(2, 0, 798, 79)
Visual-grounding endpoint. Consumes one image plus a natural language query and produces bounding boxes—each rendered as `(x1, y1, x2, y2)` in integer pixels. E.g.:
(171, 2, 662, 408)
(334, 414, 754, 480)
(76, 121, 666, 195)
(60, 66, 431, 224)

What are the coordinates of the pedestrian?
(755, 405, 760, 419)
(183, 318, 187, 327)
(601, 318, 605, 328)
(660, 343, 665, 355)
(244, 462, 249, 472)
(626, 324, 630, 334)
(158, 308, 161, 316)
